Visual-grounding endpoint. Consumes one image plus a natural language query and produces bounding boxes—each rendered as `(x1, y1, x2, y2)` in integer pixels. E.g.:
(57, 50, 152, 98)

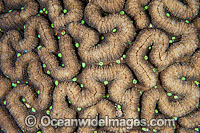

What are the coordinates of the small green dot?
(17, 81, 20, 84)
(55, 80, 59, 86)
(75, 43, 79, 48)
(155, 109, 158, 113)
(140, 91, 143, 95)
(117, 105, 122, 109)
(133, 79, 137, 84)
(37, 90, 40, 95)
(37, 131, 41, 133)
(8, 10, 12, 13)
(40, 10, 43, 14)
(68, 101, 71, 104)
(181, 77, 186, 81)
(113, 28, 117, 33)
(149, 24, 153, 28)
(58, 53, 62, 58)
(43, 8, 46, 11)
(131, 20, 133, 23)
(172, 37, 176, 40)
(144, 56, 148, 60)
(32, 108, 36, 112)
(174, 95, 178, 99)
(142, 128, 147, 131)
(120, 11, 125, 15)
(80, 84, 84, 88)
(153, 68, 156, 72)
(194, 81, 199, 85)
(46, 110, 50, 115)
(166, 13, 170, 17)
(3, 101, 6, 105)
(134, 32, 137, 37)
(37, 45, 42, 50)
(17, 53, 21, 57)
(77, 107, 82, 111)
(82, 62, 86, 68)
(148, 46, 152, 50)
(169, 40, 173, 43)
(37, 14, 41, 16)
(21, 7, 24, 10)
(58, 36, 60, 39)
(61, 64, 65, 67)
(167, 93, 172, 96)
(51, 24, 54, 28)
(195, 128, 199, 131)
(144, 5, 149, 10)
(153, 129, 157, 132)
(49, 106, 53, 110)
(185, 20, 190, 23)
(38, 35, 40, 38)
(173, 117, 178, 121)
(22, 98, 26, 102)
(81, 20, 85, 24)
(24, 25, 26, 29)
(101, 36, 104, 40)
(43, 64, 46, 68)
(47, 70, 51, 74)
(12, 83, 17, 87)
(138, 108, 140, 112)
(104, 81, 108, 85)
(61, 31, 66, 35)
(26, 81, 28, 84)
(72, 77, 77, 82)
(122, 54, 126, 58)
(99, 62, 103, 66)
(154, 86, 157, 88)
(116, 60, 121, 64)
(94, 131, 97, 133)
(63, 9, 68, 13)
(106, 93, 109, 98)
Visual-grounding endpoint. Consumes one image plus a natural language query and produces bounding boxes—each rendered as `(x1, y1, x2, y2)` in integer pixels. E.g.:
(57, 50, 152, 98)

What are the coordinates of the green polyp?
(26, 81, 28, 84)
(45, 10, 48, 14)
(144, 5, 149, 10)
(43, 8, 46, 11)
(8, 10, 12, 13)
(37, 90, 40, 95)
(117, 105, 122, 109)
(153, 68, 156, 72)
(148, 46, 152, 50)
(39, 10, 43, 14)
(21, 7, 24, 10)
(17, 53, 21, 57)
(101, 36, 104, 40)
(173, 117, 178, 121)
(82, 62, 86, 68)
(142, 127, 147, 131)
(42, 64, 46, 68)
(61, 64, 65, 67)
(195, 128, 199, 131)
(58, 53, 62, 58)
(155, 109, 158, 113)
(37, 131, 41, 133)
(81, 20, 85, 24)
(3, 101, 6, 105)
(46, 110, 50, 115)
(51, 24, 54, 28)
(134, 32, 137, 37)
(61, 31, 66, 35)
(75, 43, 79, 48)
(129, 42, 132, 45)
(131, 20, 133, 23)
(47, 70, 51, 74)
(172, 36, 176, 40)
(113, 28, 117, 33)
(153, 129, 157, 132)
(105, 93, 109, 98)
(37, 14, 41, 16)
(120, 11, 125, 15)
(12, 83, 17, 87)
(169, 40, 173, 43)
(22, 98, 26, 102)
(99, 62, 103, 66)
(72, 77, 77, 82)
(77, 107, 82, 111)
(133, 79, 137, 84)
(116, 60, 120, 64)
(94, 131, 97, 133)
(194, 81, 199, 85)
(80, 84, 84, 88)
(149, 23, 153, 28)
(138, 108, 140, 112)
(68, 101, 71, 104)
(49, 106, 53, 110)
(140, 91, 143, 95)
(58, 36, 60, 39)
(0, 29, 2, 32)
(166, 12, 170, 17)
(174, 95, 178, 99)
(167, 92, 172, 96)
(122, 54, 126, 58)
(144, 56, 148, 60)
(185, 20, 190, 23)
(38, 35, 40, 38)
(63, 9, 68, 13)
(24, 25, 26, 29)
(1, 128, 3, 131)
(32, 108, 36, 112)
(17, 81, 20, 84)
(181, 77, 186, 81)
(37, 45, 42, 50)
(104, 81, 108, 85)
(55, 80, 59, 86)
(154, 86, 157, 88)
